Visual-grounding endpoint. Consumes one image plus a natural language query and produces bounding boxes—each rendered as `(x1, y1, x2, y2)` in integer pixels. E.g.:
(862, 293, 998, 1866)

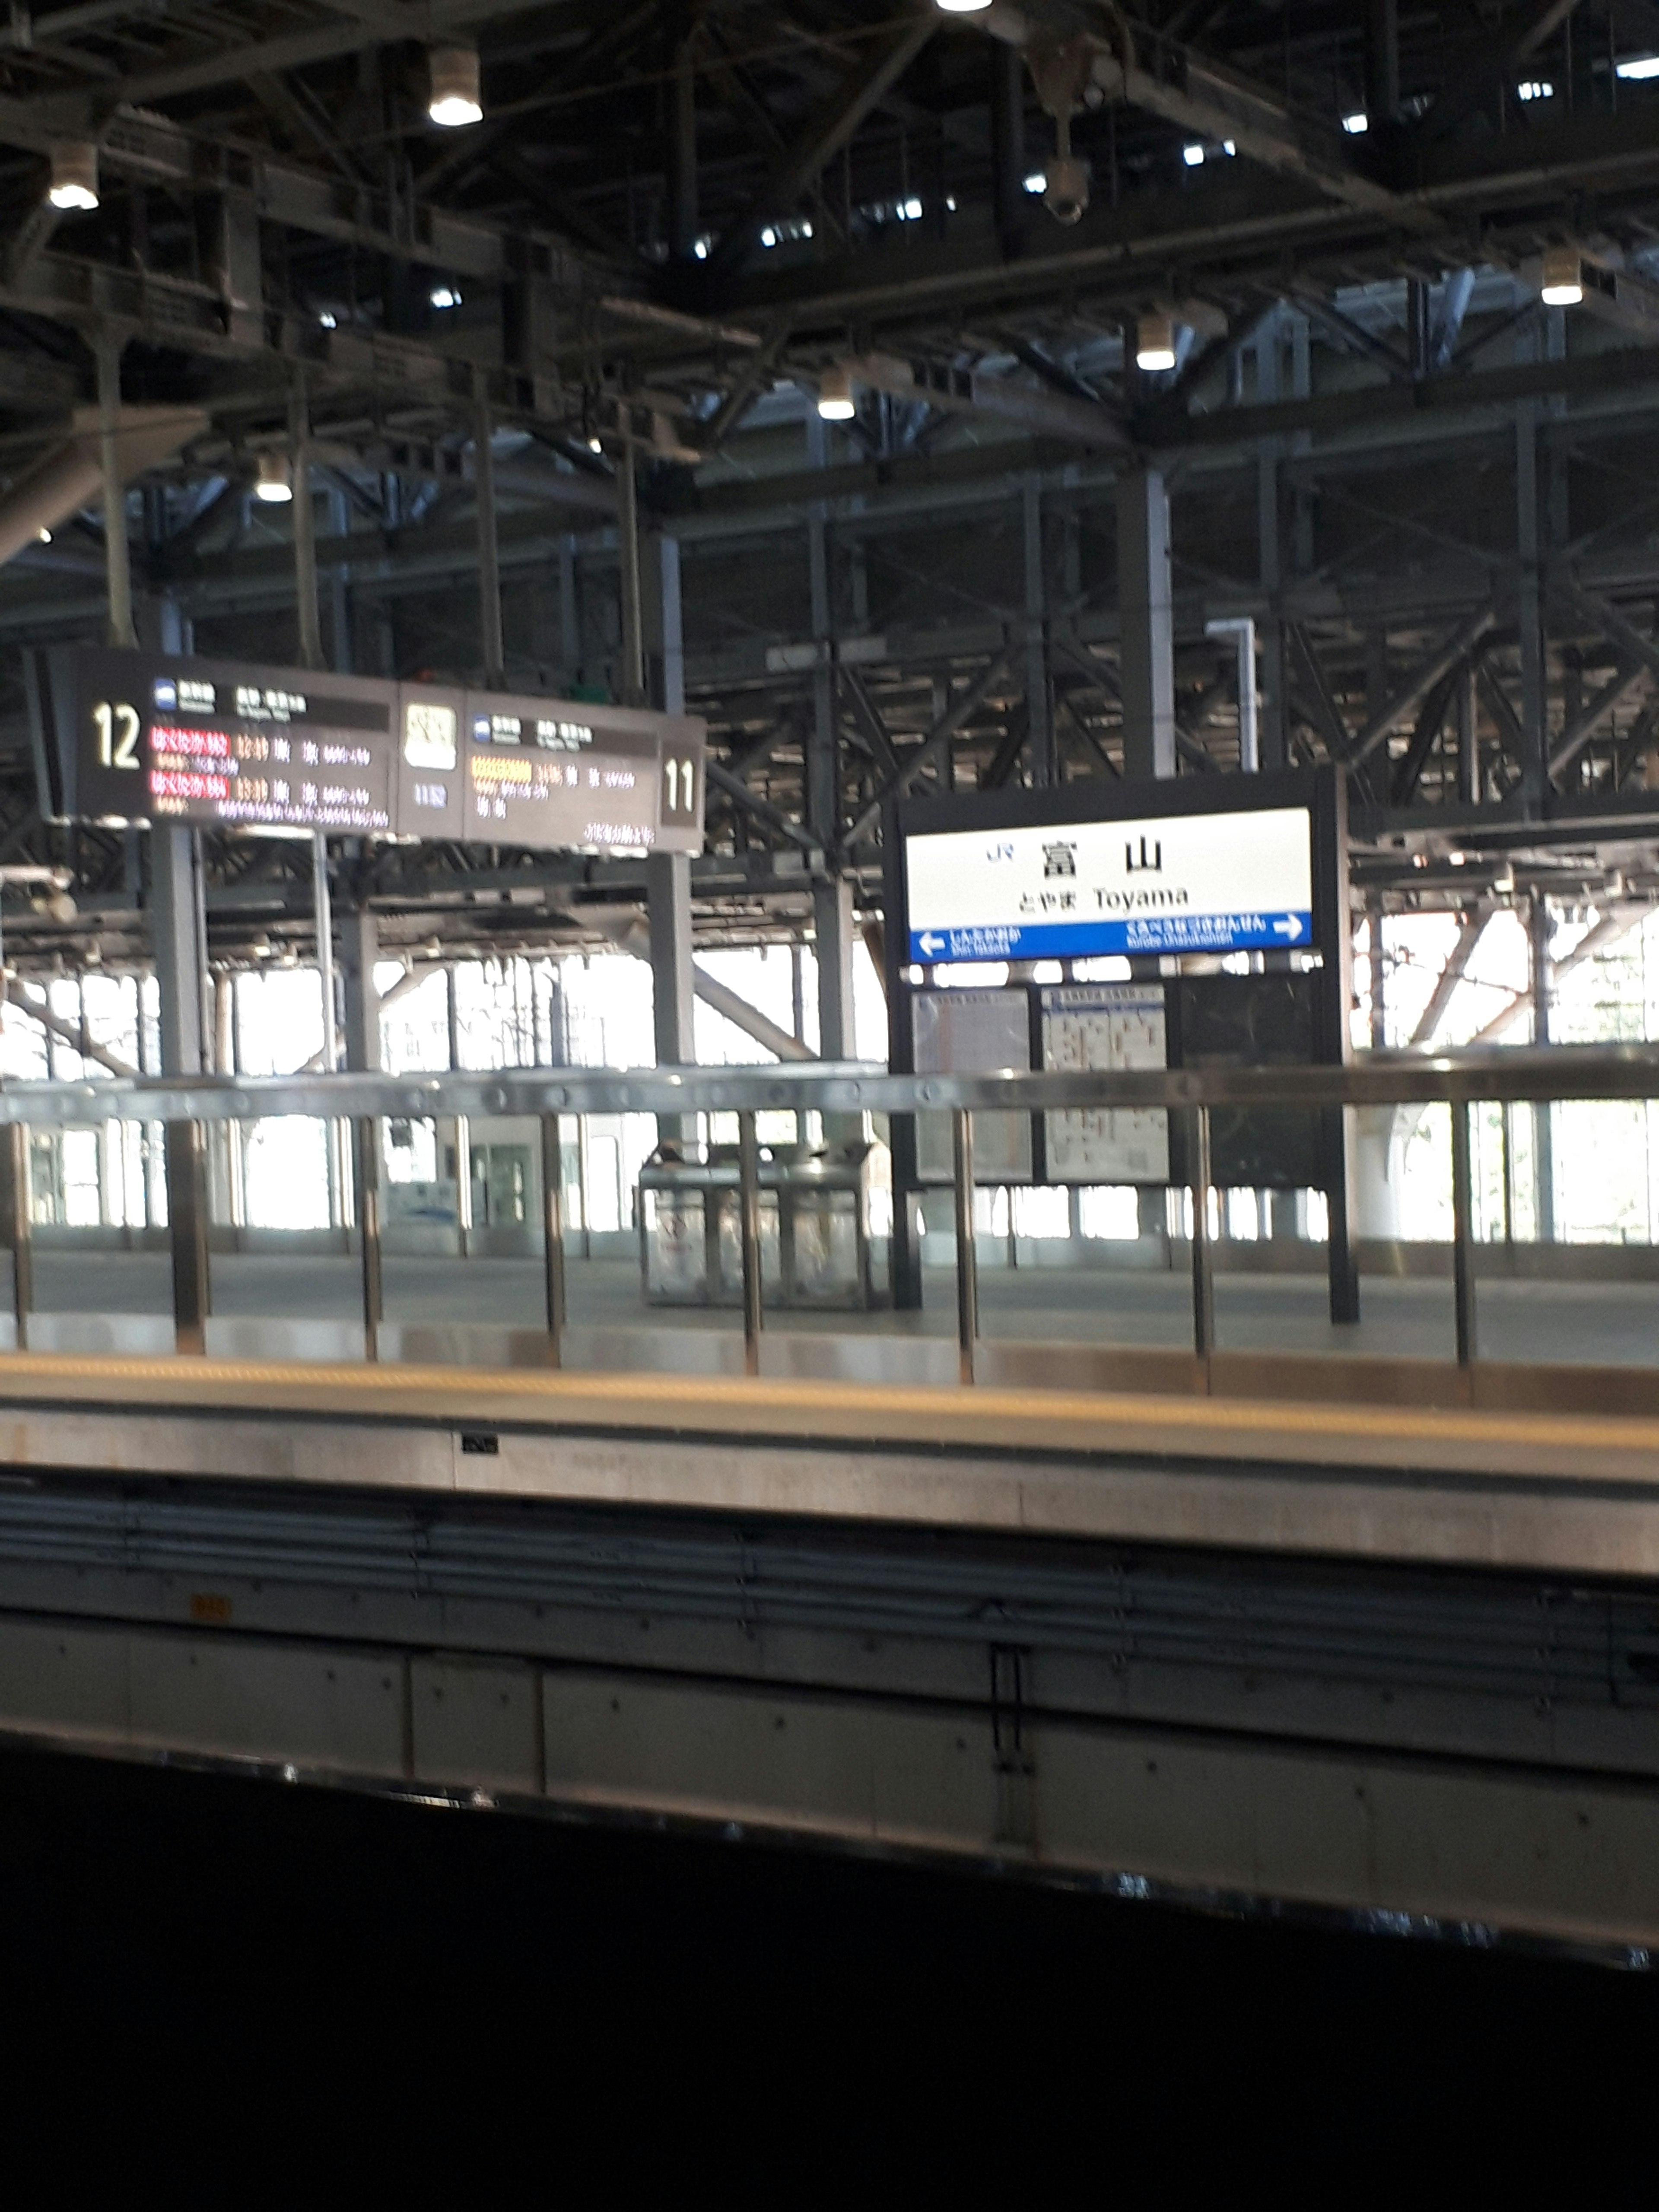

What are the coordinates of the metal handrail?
(0, 1042, 1649, 1383)
(2, 1041, 1659, 1125)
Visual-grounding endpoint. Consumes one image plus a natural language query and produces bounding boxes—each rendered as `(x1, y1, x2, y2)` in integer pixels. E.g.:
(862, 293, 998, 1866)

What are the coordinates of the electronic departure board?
(25, 646, 706, 855)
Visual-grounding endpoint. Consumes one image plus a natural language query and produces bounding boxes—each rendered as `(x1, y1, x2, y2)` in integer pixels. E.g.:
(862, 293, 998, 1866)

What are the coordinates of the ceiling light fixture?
(1135, 311, 1177, 373)
(1615, 54, 1659, 78)
(817, 365, 856, 421)
(934, 0, 993, 13)
(1539, 244, 1583, 307)
(47, 140, 98, 212)
(1342, 111, 1369, 133)
(428, 47, 482, 128)
(254, 452, 294, 504)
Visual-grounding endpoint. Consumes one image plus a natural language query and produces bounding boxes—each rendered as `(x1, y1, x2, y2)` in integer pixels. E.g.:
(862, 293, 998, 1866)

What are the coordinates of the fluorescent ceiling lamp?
(430, 286, 461, 309)
(1516, 79, 1553, 99)
(1182, 143, 1205, 165)
(1135, 311, 1177, 373)
(428, 47, 482, 127)
(1023, 171, 1046, 193)
(934, 0, 992, 12)
(1616, 54, 1659, 78)
(47, 140, 98, 212)
(1342, 111, 1368, 133)
(1539, 244, 1583, 307)
(254, 453, 293, 504)
(817, 365, 856, 421)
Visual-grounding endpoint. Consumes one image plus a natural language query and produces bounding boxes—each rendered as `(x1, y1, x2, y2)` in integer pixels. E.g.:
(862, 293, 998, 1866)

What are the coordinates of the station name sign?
(27, 646, 706, 855)
(904, 804, 1314, 963)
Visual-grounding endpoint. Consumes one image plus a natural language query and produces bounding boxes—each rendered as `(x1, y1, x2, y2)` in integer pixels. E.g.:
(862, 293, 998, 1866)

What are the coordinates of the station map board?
(903, 803, 1313, 964)
(1040, 983, 1169, 1184)
(27, 646, 706, 855)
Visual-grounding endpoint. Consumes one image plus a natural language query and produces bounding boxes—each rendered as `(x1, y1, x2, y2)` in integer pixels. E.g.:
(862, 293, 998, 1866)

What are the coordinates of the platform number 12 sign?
(92, 700, 142, 770)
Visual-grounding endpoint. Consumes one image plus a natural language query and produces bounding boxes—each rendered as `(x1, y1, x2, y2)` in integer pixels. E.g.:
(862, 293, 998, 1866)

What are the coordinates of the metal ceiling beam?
(706, 13, 937, 276)
(1422, 0, 1589, 140)
(845, 350, 1131, 454)
(1406, 904, 1494, 1049)
(1549, 661, 1648, 778)
(845, 650, 1012, 848)
(1348, 606, 1496, 768)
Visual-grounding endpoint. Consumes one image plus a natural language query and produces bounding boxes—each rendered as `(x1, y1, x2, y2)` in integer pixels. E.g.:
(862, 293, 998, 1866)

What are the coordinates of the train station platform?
(6, 1246, 1659, 1391)
(0, 1333, 1656, 1954)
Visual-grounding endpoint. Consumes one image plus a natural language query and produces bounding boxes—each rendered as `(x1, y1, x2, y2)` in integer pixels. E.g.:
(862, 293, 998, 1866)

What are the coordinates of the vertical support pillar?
(540, 1111, 566, 1366)
(648, 853, 695, 1157)
(312, 833, 337, 1073)
(1189, 1107, 1215, 1357)
(617, 440, 645, 707)
(667, 11, 699, 262)
(340, 907, 380, 1074)
(1531, 894, 1555, 1241)
(1255, 315, 1288, 770)
(805, 413, 839, 841)
(737, 1108, 763, 1376)
(355, 1115, 382, 1362)
(952, 1108, 977, 1385)
(1367, 0, 1400, 124)
(1517, 402, 1547, 809)
(991, 42, 1026, 245)
(151, 825, 207, 1079)
(165, 1119, 210, 1357)
(98, 339, 137, 650)
(1117, 467, 1176, 781)
(313, 829, 340, 1232)
(1023, 476, 1054, 784)
(558, 538, 581, 685)
(812, 875, 857, 1062)
(1459, 665, 1479, 803)
(474, 368, 504, 686)
(330, 487, 352, 673)
(645, 531, 685, 715)
(289, 369, 322, 672)
(3, 1122, 32, 1350)
(1451, 1099, 1477, 1367)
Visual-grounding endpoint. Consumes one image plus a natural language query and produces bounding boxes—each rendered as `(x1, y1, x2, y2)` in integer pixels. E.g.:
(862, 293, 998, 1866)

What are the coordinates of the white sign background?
(906, 804, 1314, 963)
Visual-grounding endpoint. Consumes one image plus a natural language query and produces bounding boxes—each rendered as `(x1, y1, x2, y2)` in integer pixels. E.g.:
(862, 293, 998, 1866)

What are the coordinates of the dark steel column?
(166, 1119, 210, 1357)
(2, 1122, 31, 1350)
(952, 1108, 977, 1386)
(540, 1112, 566, 1367)
(1450, 1100, 1478, 1367)
(356, 1115, 382, 1361)
(1117, 467, 1176, 780)
(737, 1109, 763, 1377)
(1189, 1106, 1215, 1358)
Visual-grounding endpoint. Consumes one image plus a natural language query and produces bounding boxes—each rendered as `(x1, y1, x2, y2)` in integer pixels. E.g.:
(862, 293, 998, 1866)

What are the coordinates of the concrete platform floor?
(13, 1249, 1659, 1369)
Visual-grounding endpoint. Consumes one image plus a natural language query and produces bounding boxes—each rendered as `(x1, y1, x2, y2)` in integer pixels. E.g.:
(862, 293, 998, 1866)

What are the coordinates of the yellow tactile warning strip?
(0, 1349, 1656, 1484)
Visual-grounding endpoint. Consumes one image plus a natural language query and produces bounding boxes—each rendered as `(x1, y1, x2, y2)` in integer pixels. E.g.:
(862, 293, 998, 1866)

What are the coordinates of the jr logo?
(985, 841, 1014, 862)
(1125, 836, 1163, 873)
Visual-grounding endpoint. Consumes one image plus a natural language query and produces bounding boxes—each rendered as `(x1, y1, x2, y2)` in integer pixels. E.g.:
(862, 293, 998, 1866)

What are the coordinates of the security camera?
(1042, 154, 1089, 226)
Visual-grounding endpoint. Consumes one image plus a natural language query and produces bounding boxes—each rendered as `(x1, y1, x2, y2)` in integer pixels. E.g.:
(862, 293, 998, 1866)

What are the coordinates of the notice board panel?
(1040, 983, 1169, 1185)
(911, 987, 1033, 1184)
